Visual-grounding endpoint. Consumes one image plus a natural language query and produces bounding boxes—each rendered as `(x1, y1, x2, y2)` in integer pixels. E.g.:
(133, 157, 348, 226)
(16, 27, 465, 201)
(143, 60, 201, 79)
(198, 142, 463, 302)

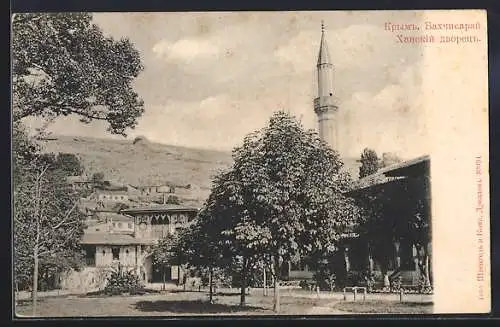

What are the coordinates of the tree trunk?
(32, 246, 38, 316)
(240, 256, 247, 306)
(162, 266, 166, 291)
(32, 170, 43, 317)
(263, 267, 267, 296)
(209, 266, 213, 303)
(273, 256, 280, 313)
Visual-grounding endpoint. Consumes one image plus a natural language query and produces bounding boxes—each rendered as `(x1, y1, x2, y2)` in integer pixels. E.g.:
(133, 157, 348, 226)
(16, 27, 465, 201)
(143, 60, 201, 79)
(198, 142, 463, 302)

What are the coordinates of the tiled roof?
(122, 204, 199, 214)
(95, 212, 134, 222)
(67, 176, 91, 183)
(347, 155, 430, 192)
(81, 233, 153, 245)
(94, 188, 129, 195)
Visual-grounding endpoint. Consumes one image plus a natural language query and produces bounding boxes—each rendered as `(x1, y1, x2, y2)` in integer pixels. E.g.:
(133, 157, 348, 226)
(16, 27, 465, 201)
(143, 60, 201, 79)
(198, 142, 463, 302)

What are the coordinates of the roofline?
(377, 154, 430, 176)
(121, 207, 199, 214)
(344, 176, 407, 196)
(80, 240, 154, 245)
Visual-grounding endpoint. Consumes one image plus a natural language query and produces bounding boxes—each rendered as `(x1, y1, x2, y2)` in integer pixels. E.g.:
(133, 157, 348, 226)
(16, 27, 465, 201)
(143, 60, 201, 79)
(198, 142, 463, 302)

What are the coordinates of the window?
(102, 250, 106, 256)
(125, 249, 129, 255)
(113, 223, 116, 227)
(112, 247, 120, 260)
(118, 222, 122, 228)
(128, 223, 132, 229)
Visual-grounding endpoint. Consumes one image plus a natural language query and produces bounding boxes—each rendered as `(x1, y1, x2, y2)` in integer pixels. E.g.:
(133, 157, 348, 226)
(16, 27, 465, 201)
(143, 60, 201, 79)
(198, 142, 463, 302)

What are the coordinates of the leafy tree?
(13, 123, 86, 315)
(151, 228, 187, 290)
(12, 13, 144, 135)
(55, 153, 84, 176)
(313, 256, 336, 291)
(380, 152, 403, 168)
(92, 172, 105, 184)
(166, 195, 181, 205)
(182, 213, 233, 304)
(359, 148, 379, 178)
(200, 111, 361, 312)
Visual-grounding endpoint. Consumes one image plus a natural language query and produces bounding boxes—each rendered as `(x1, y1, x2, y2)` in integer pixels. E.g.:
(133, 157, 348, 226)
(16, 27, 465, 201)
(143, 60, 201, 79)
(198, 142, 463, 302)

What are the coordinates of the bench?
(343, 286, 367, 301)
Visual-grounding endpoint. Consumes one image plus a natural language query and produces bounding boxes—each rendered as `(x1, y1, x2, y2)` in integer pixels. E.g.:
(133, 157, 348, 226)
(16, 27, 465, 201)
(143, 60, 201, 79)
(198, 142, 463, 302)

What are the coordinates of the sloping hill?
(39, 135, 362, 205)
(40, 135, 234, 203)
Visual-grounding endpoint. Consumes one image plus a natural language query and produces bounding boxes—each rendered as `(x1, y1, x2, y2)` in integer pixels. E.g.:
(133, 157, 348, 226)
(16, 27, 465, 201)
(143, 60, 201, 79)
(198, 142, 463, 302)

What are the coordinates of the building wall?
(109, 221, 134, 233)
(59, 267, 110, 292)
(95, 245, 137, 268)
(98, 193, 129, 202)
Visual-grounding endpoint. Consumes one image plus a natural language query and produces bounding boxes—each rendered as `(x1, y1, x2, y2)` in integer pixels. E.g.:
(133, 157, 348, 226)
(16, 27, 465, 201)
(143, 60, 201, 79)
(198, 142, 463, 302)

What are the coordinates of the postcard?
(12, 9, 490, 317)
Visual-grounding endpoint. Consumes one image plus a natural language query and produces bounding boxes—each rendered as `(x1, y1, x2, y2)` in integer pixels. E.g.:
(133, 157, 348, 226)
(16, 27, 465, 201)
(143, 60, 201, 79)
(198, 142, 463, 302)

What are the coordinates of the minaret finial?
(321, 20, 325, 33)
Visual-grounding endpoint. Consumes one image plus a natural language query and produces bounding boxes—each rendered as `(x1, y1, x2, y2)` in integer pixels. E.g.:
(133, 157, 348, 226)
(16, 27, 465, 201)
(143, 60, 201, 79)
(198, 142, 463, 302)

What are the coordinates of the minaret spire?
(317, 21, 332, 66)
(313, 21, 339, 152)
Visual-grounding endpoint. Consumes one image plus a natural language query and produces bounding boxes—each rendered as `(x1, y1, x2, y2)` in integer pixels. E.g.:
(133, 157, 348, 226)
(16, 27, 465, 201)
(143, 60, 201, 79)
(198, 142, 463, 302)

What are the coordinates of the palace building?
(61, 204, 198, 292)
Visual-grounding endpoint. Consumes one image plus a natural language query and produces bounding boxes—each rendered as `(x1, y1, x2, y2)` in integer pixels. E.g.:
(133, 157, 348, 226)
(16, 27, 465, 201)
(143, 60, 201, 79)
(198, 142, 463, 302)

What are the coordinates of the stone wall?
(59, 267, 111, 292)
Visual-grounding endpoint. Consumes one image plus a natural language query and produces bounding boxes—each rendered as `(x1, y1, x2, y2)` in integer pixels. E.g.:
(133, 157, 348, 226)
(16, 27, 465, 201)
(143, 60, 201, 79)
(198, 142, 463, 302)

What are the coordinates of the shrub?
(390, 275, 403, 293)
(362, 270, 376, 292)
(103, 263, 145, 296)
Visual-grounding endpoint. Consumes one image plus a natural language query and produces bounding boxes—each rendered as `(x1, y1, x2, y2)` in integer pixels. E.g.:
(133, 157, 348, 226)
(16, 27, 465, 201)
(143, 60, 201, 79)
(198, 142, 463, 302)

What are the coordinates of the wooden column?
(367, 243, 374, 273)
(344, 246, 350, 273)
(394, 240, 401, 269)
(412, 244, 419, 271)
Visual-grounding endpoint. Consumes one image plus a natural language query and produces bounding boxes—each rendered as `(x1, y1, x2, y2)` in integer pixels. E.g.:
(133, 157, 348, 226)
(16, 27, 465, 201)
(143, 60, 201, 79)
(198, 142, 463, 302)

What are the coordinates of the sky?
(28, 11, 429, 159)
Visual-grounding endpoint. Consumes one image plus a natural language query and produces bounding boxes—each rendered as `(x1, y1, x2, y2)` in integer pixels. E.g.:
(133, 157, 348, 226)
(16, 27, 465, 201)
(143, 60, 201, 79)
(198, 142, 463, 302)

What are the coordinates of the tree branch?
(51, 201, 79, 230)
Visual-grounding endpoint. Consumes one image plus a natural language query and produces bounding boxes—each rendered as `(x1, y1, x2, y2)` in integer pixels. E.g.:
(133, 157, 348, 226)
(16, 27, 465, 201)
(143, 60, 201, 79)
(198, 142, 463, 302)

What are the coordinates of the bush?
(361, 270, 376, 292)
(103, 264, 145, 296)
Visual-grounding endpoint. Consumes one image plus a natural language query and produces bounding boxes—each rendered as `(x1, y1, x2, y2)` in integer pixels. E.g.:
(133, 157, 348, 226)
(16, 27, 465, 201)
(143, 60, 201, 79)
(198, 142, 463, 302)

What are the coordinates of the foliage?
(12, 13, 145, 135)
(104, 263, 145, 295)
(92, 172, 105, 184)
(390, 275, 403, 293)
(380, 152, 403, 168)
(55, 153, 84, 176)
(13, 123, 87, 292)
(313, 258, 336, 291)
(197, 111, 362, 311)
(166, 195, 181, 205)
(151, 228, 186, 270)
(361, 270, 376, 292)
(359, 148, 379, 178)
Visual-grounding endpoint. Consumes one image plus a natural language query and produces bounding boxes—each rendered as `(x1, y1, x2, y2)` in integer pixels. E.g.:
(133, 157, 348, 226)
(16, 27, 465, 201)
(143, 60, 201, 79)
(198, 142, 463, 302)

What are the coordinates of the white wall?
(95, 245, 137, 267)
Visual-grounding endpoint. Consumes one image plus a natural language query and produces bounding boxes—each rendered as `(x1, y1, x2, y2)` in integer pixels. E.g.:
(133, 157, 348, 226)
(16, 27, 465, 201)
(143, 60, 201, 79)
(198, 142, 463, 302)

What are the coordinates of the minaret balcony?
(314, 96, 338, 114)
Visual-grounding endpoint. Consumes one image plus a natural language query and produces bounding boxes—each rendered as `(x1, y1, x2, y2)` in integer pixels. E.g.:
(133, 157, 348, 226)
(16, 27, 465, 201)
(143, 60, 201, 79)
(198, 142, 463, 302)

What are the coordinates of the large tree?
(13, 123, 87, 315)
(200, 111, 361, 312)
(12, 13, 144, 135)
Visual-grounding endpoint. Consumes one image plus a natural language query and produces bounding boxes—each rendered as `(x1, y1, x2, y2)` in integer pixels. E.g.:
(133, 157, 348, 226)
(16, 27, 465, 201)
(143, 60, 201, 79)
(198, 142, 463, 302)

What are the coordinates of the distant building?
(93, 189, 129, 203)
(67, 175, 93, 191)
(78, 204, 198, 286)
(136, 184, 174, 196)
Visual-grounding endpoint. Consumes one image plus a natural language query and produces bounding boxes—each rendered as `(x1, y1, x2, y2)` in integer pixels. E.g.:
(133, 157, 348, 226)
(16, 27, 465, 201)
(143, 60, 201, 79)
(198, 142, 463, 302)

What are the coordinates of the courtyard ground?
(15, 287, 433, 317)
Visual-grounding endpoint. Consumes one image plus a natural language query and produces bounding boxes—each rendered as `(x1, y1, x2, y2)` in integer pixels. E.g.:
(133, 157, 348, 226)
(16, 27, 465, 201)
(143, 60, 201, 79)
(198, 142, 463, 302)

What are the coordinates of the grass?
(15, 290, 331, 317)
(14, 289, 434, 317)
(332, 300, 434, 314)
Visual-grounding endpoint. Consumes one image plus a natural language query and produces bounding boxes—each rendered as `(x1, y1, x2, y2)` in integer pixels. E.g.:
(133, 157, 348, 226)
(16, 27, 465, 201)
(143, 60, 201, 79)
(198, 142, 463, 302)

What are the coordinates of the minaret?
(314, 22, 339, 151)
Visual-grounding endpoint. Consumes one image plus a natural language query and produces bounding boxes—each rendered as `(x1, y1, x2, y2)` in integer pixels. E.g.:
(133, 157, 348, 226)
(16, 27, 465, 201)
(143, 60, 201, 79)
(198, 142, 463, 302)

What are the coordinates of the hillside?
(40, 135, 234, 204)
(39, 135, 362, 205)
